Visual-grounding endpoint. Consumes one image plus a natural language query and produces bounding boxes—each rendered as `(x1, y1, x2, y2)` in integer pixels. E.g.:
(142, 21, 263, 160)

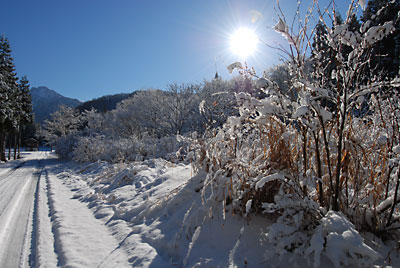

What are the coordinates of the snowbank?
(52, 158, 399, 267)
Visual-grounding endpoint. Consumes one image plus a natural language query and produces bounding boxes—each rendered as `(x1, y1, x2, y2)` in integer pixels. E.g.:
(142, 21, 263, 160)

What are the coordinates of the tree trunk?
(8, 134, 11, 160)
(0, 132, 7, 162)
(17, 128, 21, 159)
(13, 133, 17, 160)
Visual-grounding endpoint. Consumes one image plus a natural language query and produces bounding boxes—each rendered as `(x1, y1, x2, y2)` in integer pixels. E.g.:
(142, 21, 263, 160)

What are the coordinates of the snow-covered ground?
(0, 152, 398, 267)
(57, 157, 276, 267)
(0, 152, 131, 267)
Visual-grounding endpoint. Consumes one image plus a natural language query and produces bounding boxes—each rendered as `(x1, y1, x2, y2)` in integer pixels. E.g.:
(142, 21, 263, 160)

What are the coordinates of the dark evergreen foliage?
(361, 0, 400, 79)
(0, 35, 34, 161)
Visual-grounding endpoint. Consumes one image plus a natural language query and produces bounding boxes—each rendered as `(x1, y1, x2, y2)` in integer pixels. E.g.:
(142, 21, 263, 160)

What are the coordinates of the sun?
(230, 27, 259, 59)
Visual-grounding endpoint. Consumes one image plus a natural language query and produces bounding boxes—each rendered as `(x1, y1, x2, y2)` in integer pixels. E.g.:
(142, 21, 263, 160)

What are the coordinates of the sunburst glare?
(229, 27, 259, 59)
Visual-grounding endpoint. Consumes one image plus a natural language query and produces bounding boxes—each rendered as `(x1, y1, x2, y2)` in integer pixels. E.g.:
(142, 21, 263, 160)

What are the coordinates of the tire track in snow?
(0, 161, 25, 183)
(28, 164, 59, 268)
(28, 164, 42, 267)
(0, 160, 39, 268)
(0, 165, 30, 216)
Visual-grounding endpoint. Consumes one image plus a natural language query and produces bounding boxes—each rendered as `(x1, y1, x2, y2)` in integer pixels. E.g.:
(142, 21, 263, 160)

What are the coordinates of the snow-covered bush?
(197, 78, 238, 131)
(41, 79, 239, 163)
(39, 105, 83, 149)
(72, 134, 192, 163)
(54, 134, 80, 160)
(191, 0, 400, 266)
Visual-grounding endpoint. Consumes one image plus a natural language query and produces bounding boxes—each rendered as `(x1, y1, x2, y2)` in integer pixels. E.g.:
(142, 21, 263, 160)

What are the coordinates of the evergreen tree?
(0, 35, 18, 161)
(311, 14, 362, 87)
(18, 76, 34, 126)
(361, 0, 400, 78)
(343, 14, 361, 57)
(16, 76, 34, 158)
(0, 72, 10, 160)
(311, 22, 335, 89)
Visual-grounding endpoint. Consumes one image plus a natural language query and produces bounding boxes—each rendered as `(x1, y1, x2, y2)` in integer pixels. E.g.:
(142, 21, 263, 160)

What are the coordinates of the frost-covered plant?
(268, 0, 400, 232)
(72, 133, 192, 163)
(198, 77, 238, 131)
(54, 133, 80, 159)
(192, 0, 400, 266)
(39, 105, 83, 149)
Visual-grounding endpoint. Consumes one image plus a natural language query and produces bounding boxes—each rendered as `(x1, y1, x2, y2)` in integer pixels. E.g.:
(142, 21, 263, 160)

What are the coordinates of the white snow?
(293, 105, 309, 118)
(256, 77, 271, 88)
(393, 145, 400, 154)
(46, 167, 131, 267)
(227, 62, 243, 74)
(256, 173, 286, 189)
(273, 18, 288, 34)
(1, 152, 399, 267)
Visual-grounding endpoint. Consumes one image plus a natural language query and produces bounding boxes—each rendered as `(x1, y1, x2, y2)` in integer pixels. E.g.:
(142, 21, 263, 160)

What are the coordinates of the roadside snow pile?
(53, 158, 399, 267)
(55, 159, 279, 267)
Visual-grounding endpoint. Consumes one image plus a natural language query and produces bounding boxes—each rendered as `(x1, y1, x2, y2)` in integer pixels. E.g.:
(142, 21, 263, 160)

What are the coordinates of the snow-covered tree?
(0, 35, 18, 162)
(197, 77, 237, 131)
(109, 89, 169, 138)
(9, 76, 34, 159)
(18, 76, 33, 126)
(265, 63, 296, 100)
(164, 83, 199, 135)
(40, 105, 81, 148)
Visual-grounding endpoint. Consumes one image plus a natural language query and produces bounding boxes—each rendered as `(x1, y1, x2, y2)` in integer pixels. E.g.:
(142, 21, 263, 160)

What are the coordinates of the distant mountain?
(76, 92, 135, 113)
(30, 86, 82, 123)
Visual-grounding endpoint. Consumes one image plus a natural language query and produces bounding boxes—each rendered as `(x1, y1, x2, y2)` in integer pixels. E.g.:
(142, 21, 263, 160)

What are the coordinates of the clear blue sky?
(1, 0, 348, 101)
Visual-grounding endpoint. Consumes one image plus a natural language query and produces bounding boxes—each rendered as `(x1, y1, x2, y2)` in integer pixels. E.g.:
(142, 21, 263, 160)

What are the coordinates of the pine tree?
(311, 14, 362, 87)
(0, 71, 9, 161)
(311, 22, 335, 88)
(18, 76, 33, 125)
(361, 0, 400, 79)
(16, 76, 33, 158)
(0, 35, 18, 161)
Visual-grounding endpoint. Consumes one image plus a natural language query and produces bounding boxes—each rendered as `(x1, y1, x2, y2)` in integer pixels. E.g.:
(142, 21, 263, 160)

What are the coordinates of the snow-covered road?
(0, 152, 131, 268)
(0, 154, 41, 267)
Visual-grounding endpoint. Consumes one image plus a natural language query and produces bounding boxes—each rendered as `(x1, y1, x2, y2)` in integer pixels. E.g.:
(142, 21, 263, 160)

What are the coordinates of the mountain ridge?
(76, 92, 135, 113)
(30, 86, 82, 123)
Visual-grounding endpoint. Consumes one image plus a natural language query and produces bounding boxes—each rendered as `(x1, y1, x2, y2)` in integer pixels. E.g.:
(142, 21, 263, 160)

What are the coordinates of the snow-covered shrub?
(54, 134, 80, 160)
(191, 0, 400, 266)
(72, 134, 192, 163)
(39, 105, 83, 149)
(197, 78, 238, 131)
(273, 0, 400, 235)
